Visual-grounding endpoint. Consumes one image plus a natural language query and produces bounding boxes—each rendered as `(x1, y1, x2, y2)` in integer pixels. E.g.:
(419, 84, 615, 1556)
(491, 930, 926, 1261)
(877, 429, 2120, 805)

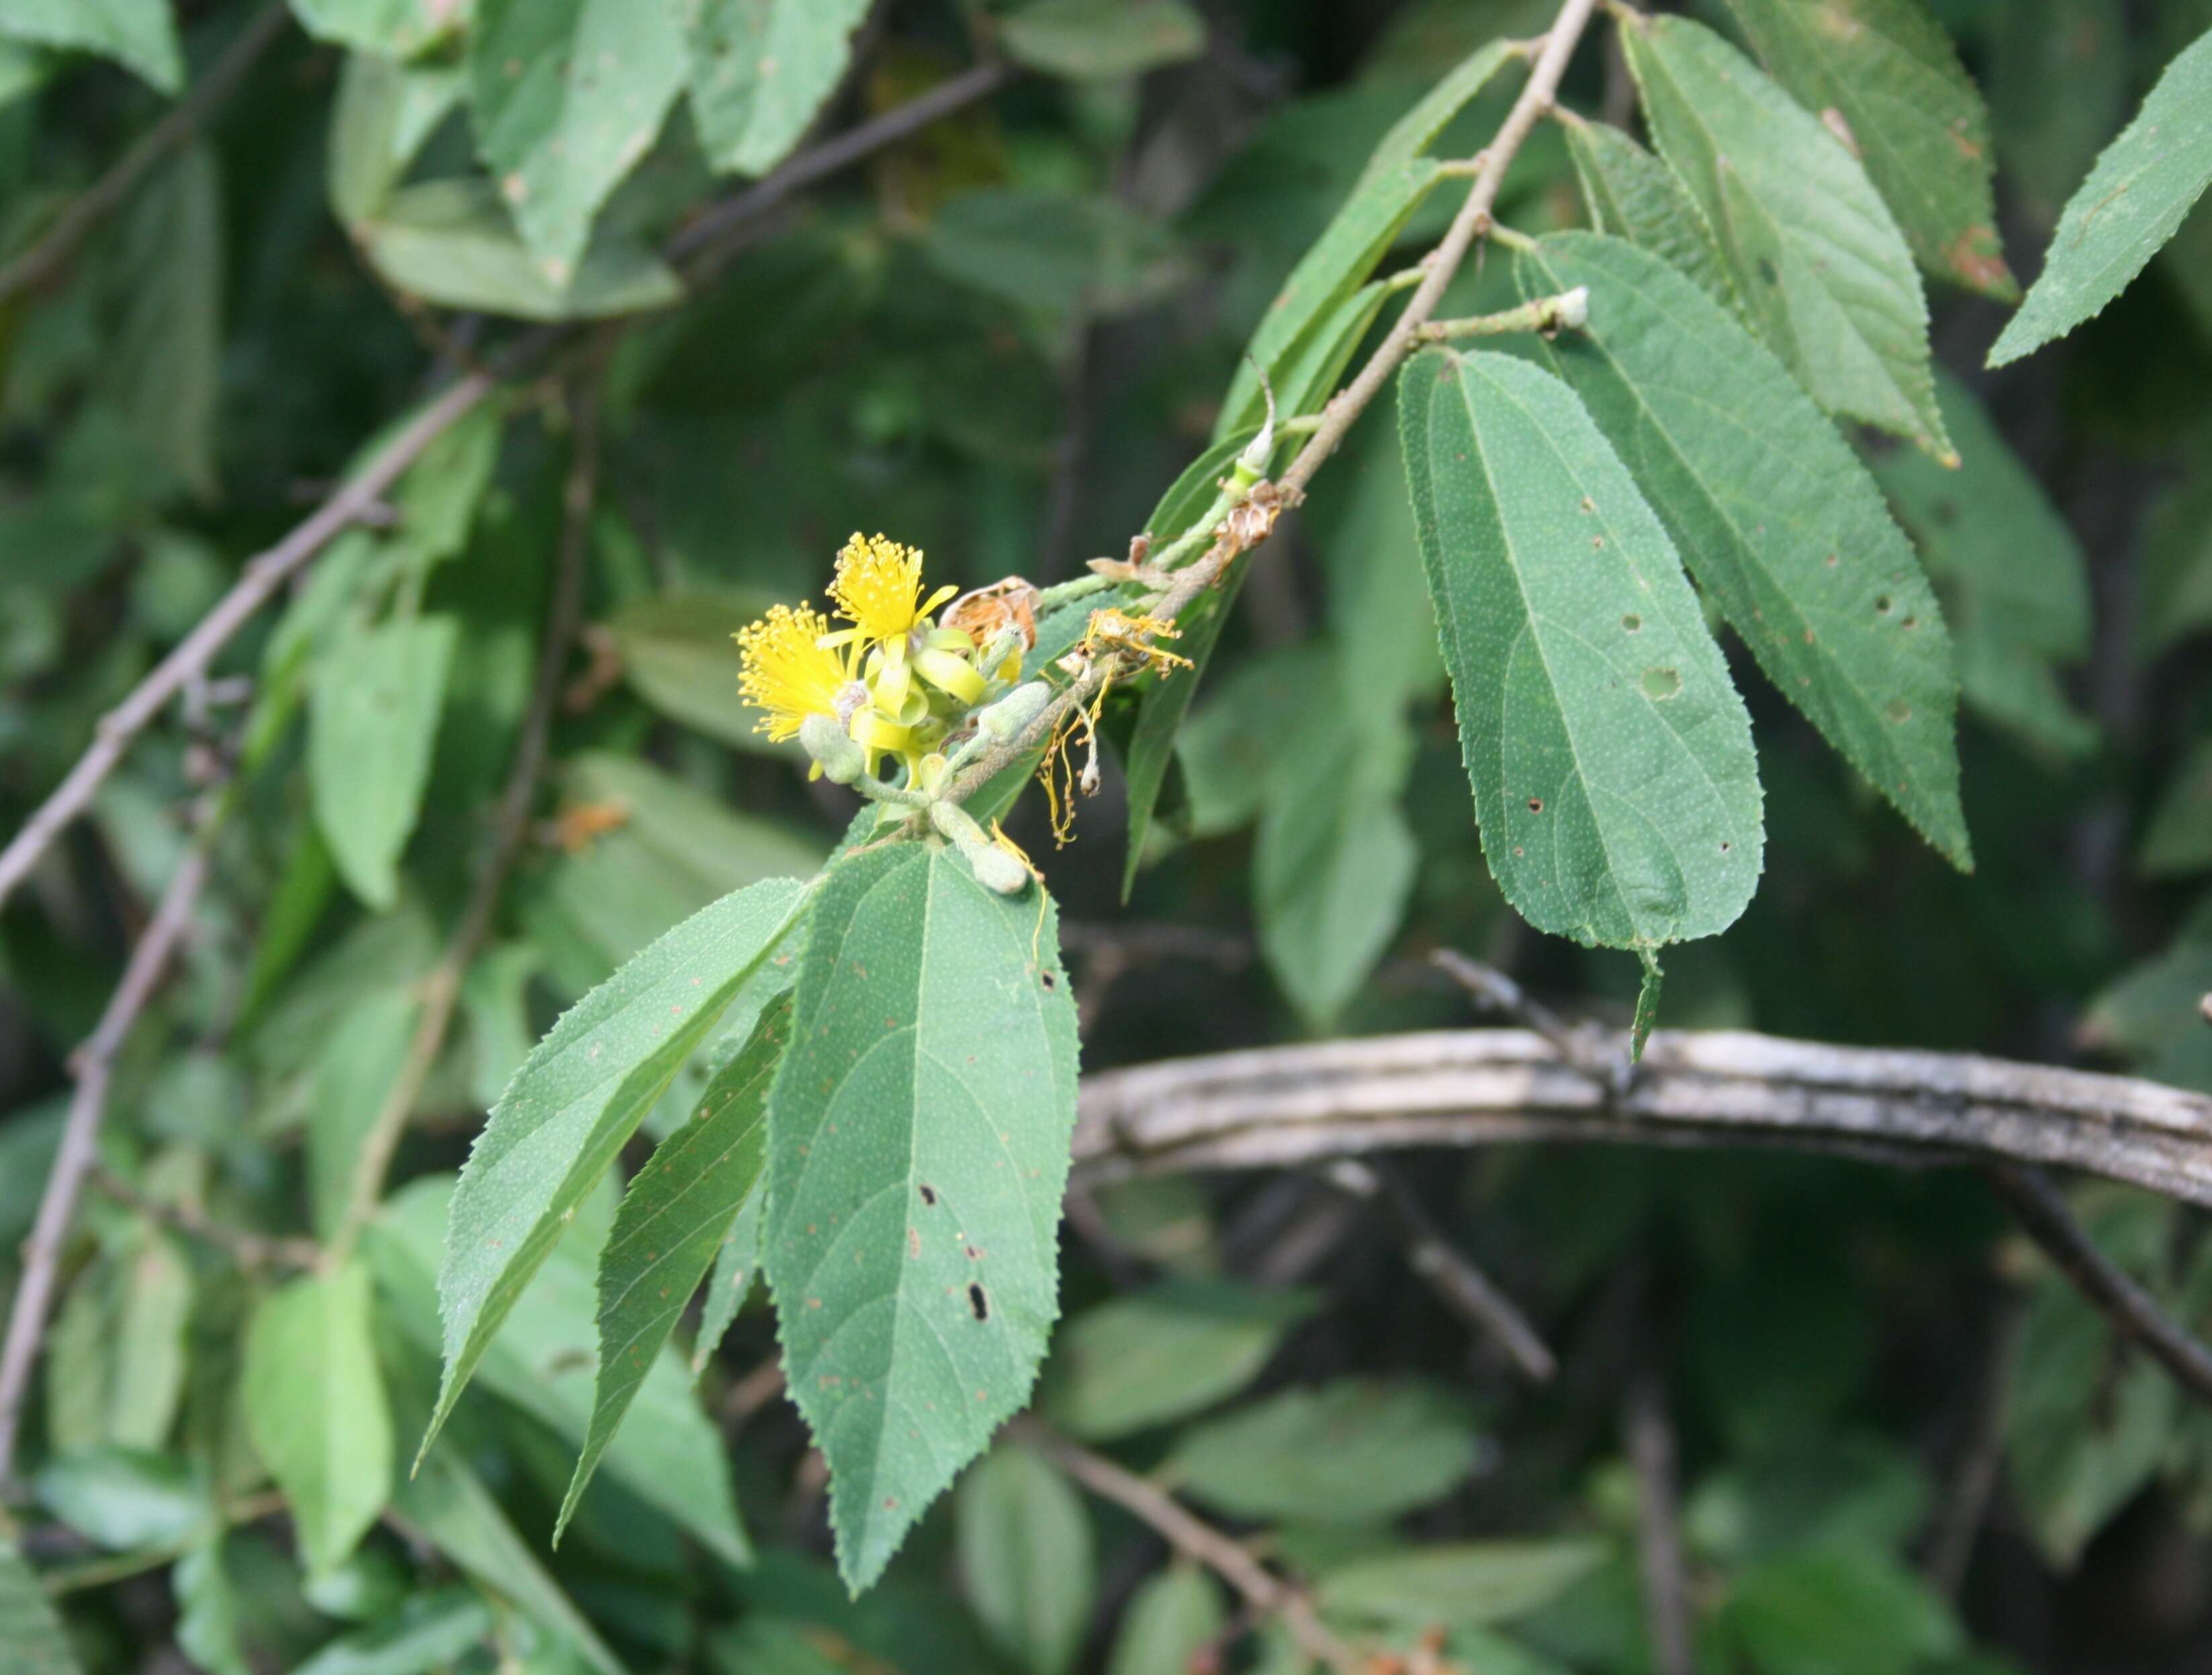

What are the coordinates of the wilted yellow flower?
(735, 602, 858, 743)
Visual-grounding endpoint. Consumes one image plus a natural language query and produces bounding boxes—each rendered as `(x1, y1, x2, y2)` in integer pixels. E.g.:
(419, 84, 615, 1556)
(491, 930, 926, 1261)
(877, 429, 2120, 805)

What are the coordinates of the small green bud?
(979, 681, 1052, 741)
(798, 712, 864, 784)
(929, 800, 1029, 894)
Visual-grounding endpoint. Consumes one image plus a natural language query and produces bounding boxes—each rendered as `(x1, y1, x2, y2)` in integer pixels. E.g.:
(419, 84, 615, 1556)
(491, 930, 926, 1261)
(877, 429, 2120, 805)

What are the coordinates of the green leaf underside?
(559, 995, 791, 1538)
(1563, 117, 1737, 316)
(309, 614, 457, 910)
(1720, 0, 2015, 299)
(0, 0, 179, 91)
(688, 0, 872, 176)
(291, 0, 470, 56)
(1040, 1280, 1319, 1440)
(363, 181, 682, 322)
(957, 1443, 1095, 1675)
(763, 843, 1079, 1592)
(425, 875, 809, 1466)
(1398, 347, 1765, 949)
(998, 0, 1205, 80)
(1622, 13, 1952, 461)
(1989, 24, 2212, 366)
(1517, 233, 1969, 865)
(242, 1261, 394, 1578)
(1120, 428, 1262, 899)
(1165, 1380, 1479, 1525)
(468, 0, 688, 274)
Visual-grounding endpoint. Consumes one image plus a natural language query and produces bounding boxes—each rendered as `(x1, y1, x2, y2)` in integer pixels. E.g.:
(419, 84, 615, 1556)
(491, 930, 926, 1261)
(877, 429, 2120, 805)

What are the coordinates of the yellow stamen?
(829, 532, 958, 644)
(736, 602, 854, 743)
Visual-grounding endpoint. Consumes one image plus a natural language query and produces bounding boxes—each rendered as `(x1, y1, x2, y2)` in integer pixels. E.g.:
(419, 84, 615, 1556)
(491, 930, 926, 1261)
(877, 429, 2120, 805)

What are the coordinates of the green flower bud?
(979, 681, 1052, 741)
(798, 712, 865, 784)
(929, 800, 1029, 894)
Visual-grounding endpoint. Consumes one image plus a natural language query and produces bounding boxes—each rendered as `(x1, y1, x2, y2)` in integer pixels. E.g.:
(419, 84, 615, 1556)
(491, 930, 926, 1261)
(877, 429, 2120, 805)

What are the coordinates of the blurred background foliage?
(4, 0, 2212, 1671)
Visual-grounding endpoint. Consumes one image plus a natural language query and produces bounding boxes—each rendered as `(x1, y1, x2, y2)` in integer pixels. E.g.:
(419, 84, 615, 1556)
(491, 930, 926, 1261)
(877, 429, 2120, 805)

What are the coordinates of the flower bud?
(798, 712, 864, 783)
(929, 800, 1029, 894)
(979, 681, 1052, 741)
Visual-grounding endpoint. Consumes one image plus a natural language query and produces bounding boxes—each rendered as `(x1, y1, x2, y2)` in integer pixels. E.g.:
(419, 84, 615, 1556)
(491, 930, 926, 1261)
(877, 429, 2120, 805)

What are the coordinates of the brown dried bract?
(1219, 479, 1298, 559)
(943, 576, 1040, 650)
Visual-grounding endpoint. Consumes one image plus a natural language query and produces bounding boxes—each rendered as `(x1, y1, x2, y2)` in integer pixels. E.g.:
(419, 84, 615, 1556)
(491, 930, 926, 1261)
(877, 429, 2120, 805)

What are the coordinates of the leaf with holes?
(1515, 232, 1968, 865)
(687, 0, 872, 177)
(467, 0, 688, 274)
(559, 995, 789, 1536)
(424, 875, 809, 1466)
(1720, 0, 2015, 299)
(1398, 347, 1765, 949)
(1988, 24, 2212, 366)
(762, 842, 1078, 1592)
(1622, 13, 1951, 460)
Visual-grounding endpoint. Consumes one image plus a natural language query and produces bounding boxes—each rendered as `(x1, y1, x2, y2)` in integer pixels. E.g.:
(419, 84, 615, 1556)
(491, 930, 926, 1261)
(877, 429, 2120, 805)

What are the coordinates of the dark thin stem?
(1321, 1158, 1556, 1381)
(0, 834, 216, 1486)
(90, 1167, 318, 1272)
(0, 3, 291, 307)
(1624, 1364, 1692, 1675)
(1923, 1289, 2024, 1598)
(1984, 1163, 2212, 1406)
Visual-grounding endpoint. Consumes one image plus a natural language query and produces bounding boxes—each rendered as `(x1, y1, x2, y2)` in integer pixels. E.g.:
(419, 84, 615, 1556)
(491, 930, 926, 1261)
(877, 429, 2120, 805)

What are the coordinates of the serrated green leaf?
(362, 181, 684, 322)
(310, 614, 458, 910)
(957, 1443, 1094, 1675)
(0, 0, 180, 91)
(1108, 1566, 1223, 1675)
(1622, 13, 1951, 459)
(1120, 428, 1265, 899)
(1214, 156, 1442, 441)
(376, 1175, 751, 1565)
(1398, 346, 1765, 949)
(35, 1447, 211, 1550)
(1515, 233, 1969, 865)
(291, 0, 473, 58)
(244, 1261, 394, 1578)
(692, 1190, 761, 1376)
(308, 988, 418, 1239)
(1870, 367, 2094, 759)
(999, 0, 1204, 79)
(763, 843, 1079, 1592)
(424, 875, 809, 1466)
(467, 0, 687, 274)
(0, 1543, 80, 1675)
(1720, 0, 2015, 299)
(1561, 117, 1735, 314)
(1166, 1380, 1480, 1525)
(558, 996, 788, 1537)
(1038, 1279, 1318, 1441)
(1318, 1539, 1608, 1629)
(46, 1223, 193, 1453)
(1989, 24, 2212, 366)
(686, 0, 871, 176)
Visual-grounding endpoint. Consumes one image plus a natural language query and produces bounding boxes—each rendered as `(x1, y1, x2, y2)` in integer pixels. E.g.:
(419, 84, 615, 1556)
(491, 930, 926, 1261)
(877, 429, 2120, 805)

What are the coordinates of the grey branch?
(1075, 1028, 2212, 1206)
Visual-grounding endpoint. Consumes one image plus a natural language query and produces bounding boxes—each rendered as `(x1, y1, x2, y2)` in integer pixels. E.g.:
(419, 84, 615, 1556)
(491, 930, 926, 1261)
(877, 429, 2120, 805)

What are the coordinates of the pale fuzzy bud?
(930, 800, 1029, 894)
(1555, 286, 1589, 331)
(798, 712, 864, 784)
(979, 681, 1052, 741)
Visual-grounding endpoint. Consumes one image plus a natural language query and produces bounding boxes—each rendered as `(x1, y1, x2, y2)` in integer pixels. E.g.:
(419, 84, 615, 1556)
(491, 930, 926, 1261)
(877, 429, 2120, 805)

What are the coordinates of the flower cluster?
(736, 534, 1005, 784)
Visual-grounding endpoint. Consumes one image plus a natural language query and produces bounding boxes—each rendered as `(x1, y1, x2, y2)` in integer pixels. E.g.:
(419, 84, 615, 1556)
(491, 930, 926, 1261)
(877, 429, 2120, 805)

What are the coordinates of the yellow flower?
(736, 602, 859, 743)
(823, 533, 960, 711)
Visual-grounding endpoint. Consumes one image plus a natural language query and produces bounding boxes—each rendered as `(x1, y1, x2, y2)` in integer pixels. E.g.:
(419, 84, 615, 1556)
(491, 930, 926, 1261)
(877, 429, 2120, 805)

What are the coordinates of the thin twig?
(1923, 1290, 2024, 1598)
(0, 64, 1013, 918)
(0, 3, 291, 307)
(1984, 1163, 2212, 1406)
(1014, 1420, 1365, 1675)
(1416, 285, 1589, 341)
(1321, 1157, 1557, 1381)
(1430, 948, 1583, 1063)
(90, 1167, 318, 1272)
(325, 374, 606, 1263)
(941, 0, 1602, 810)
(1623, 1364, 1692, 1675)
(0, 835, 216, 1485)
